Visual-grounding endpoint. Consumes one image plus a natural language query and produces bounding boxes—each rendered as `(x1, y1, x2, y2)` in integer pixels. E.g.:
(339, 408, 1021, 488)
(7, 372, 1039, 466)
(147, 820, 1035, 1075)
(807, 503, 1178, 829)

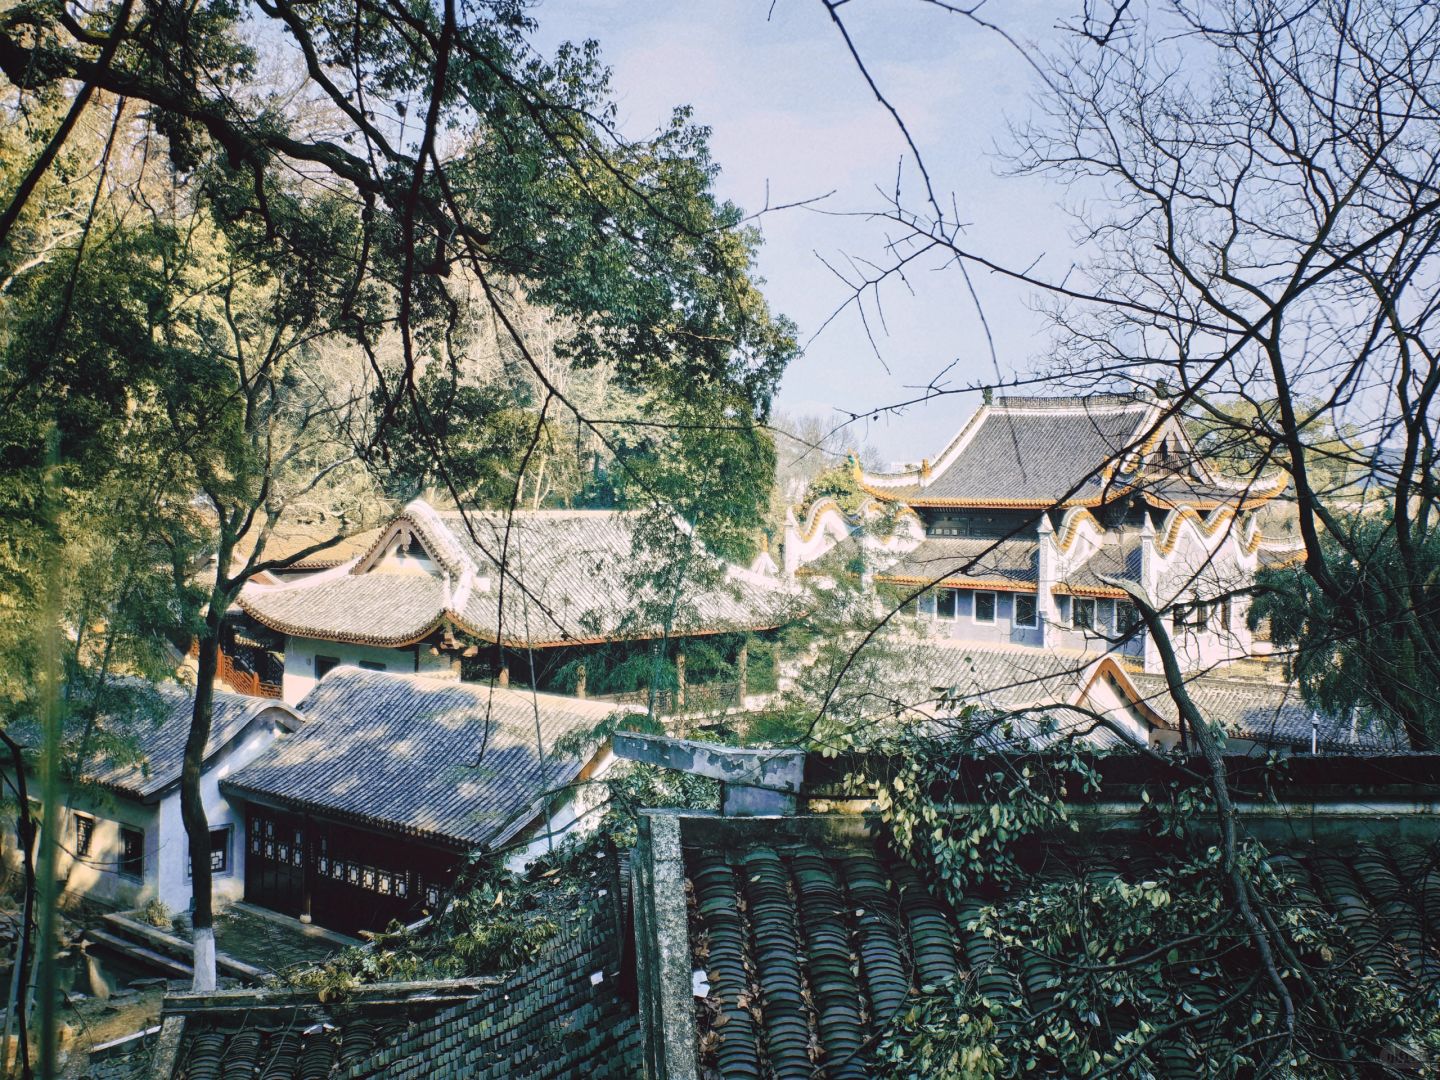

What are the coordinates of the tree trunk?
(0, 734, 37, 1080)
(183, 608, 223, 991)
(736, 639, 748, 707)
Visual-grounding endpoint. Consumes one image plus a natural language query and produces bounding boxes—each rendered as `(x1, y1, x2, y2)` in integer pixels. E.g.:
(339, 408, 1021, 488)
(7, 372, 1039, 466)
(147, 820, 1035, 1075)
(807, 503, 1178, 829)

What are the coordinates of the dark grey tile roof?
(1056, 537, 1143, 595)
(1129, 673, 1408, 752)
(222, 668, 623, 848)
(878, 537, 1038, 586)
(84, 683, 299, 801)
(160, 899, 640, 1079)
(239, 504, 798, 649)
(342, 911, 639, 1079)
(683, 834, 1440, 1078)
(161, 980, 481, 1080)
(904, 642, 1091, 711)
(899, 643, 1138, 748)
(865, 396, 1156, 506)
(861, 394, 1284, 512)
(1145, 475, 1290, 509)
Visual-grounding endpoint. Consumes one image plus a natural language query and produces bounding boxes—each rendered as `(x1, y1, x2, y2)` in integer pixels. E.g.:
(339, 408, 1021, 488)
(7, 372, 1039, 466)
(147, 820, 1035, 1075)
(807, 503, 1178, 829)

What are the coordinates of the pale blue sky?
(533, 1, 1084, 463)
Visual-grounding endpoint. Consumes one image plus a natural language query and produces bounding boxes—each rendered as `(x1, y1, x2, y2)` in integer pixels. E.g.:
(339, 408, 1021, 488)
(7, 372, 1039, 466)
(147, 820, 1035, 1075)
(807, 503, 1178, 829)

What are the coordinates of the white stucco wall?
(152, 713, 293, 912)
(282, 636, 454, 704)
(504, 748, 617, 874)
(3, 708, 295, 916)
(0, 794, 163, 910)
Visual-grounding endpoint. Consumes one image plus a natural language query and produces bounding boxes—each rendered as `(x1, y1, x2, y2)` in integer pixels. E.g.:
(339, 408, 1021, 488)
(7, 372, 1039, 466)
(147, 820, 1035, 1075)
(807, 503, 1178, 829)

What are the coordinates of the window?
(1220, 598, 1233, 630)
(189, 827, 232, 877)
(1056, 595, 1072, 626)
(314, 655, 340, 680)
(1117, 603, 1140, 637)
(936, 589, 957, 619)
(1098, 599, 1115, 633)
(358, 660, 386, 672)
(1172, 605, 1186, 633)
(74, 815, 94, 858)
(917, 592, 936, 617)
(119, 827, 144, 880)
(1073, 597, 1096, 630)
(973, 591, 996, 624)
(1014, 594, 1037, 628)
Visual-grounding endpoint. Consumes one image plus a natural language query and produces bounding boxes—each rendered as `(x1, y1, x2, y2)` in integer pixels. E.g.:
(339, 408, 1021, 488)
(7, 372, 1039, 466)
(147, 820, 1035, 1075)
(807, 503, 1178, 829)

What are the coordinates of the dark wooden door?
(244, 808, 306, 917)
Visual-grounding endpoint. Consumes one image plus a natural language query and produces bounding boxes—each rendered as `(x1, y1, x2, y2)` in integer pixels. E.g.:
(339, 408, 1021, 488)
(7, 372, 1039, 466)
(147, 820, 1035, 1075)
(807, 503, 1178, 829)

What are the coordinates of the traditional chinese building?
(847, 393, 1290, 674)
(2, 684, 302, 913)
(220, 667, 627, 935)
(233, 500, 798, 707)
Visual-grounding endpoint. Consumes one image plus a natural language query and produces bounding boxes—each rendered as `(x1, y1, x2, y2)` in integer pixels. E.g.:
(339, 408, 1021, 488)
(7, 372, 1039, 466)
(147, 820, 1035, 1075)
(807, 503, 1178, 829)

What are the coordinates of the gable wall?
(0, 707, 298, 915)
(154, 709, 294, 912)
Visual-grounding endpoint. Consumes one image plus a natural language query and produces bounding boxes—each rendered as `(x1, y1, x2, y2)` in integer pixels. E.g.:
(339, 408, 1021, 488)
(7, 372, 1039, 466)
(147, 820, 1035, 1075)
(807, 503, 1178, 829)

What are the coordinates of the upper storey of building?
(238, 499, 798, 652)
(856, 392, 1286, 514)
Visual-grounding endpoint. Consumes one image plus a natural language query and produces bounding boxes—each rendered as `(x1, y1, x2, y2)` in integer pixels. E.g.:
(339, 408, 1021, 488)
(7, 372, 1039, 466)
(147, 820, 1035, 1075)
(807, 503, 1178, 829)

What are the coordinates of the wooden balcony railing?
(188, 641, 284, 700)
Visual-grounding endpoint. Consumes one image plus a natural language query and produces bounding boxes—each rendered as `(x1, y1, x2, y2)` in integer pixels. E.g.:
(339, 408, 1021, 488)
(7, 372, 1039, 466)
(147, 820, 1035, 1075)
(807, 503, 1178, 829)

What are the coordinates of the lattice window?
(119, 827, 144, 880)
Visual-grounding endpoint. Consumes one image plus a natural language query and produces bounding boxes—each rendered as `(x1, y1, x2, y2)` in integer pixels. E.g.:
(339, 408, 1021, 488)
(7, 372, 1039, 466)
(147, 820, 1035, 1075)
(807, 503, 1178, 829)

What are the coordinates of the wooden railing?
(219, 651, 284, 699)
(189, 641, 284, 700)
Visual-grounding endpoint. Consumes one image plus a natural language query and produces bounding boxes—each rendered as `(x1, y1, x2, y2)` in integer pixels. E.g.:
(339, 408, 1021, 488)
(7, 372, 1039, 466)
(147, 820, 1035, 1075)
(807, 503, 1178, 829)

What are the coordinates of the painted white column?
(1139, 514, 1163, 674)
(1036, 513, 1059, 648)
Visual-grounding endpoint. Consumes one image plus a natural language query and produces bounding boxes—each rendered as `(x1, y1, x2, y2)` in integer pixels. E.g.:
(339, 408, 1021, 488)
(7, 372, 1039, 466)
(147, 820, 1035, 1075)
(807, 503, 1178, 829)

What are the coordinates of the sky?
(531, 0, 1086, 464)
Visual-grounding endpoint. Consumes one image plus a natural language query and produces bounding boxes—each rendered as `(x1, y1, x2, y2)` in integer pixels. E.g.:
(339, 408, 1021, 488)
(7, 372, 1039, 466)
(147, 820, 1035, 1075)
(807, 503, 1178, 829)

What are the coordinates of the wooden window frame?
(119, 826, 144, 881)
(188, 826, 233, 878)
(936, 588, 957, 620)
(1117, 602, 1140, 637)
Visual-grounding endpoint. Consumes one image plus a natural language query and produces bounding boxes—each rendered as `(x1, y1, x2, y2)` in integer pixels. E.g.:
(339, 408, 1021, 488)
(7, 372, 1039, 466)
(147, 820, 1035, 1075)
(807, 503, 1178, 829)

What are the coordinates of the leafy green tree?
(1251, 511, 1440, 750)
(2, 0, 796, 1014)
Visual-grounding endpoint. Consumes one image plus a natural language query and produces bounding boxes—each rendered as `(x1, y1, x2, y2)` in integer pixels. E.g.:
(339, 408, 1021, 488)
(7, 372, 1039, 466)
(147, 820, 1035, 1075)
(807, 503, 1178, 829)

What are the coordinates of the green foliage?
(799, 464, 870, 518)
(857, 734, 1440, 1078)
(740, 574, 951, 750)
(877, 840, 1434, 1079)
(865, 731, 1102, 896)
(378, 370, 554, 505)
(1250, 510, 1440, 749)
(1182, 396, 1356, 489)
(285, 853, 571, 990)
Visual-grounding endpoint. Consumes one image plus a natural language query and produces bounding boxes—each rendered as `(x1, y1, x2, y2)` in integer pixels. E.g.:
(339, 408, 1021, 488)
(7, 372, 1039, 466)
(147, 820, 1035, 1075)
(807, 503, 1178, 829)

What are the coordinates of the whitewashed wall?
(282, 636, 454, 704)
